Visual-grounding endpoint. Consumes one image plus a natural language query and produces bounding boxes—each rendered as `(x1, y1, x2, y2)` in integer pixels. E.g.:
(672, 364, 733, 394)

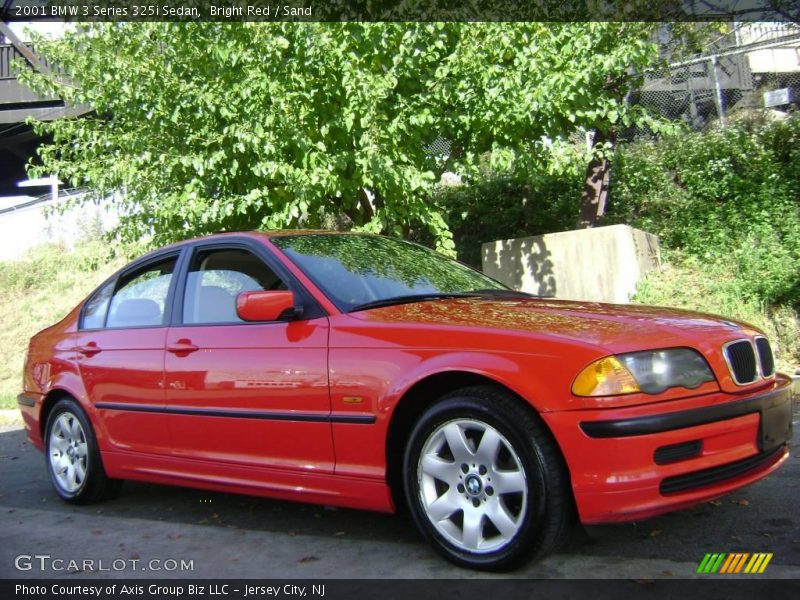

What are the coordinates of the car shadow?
(1, 421, 798, 569)
(0, 426, 416, 545)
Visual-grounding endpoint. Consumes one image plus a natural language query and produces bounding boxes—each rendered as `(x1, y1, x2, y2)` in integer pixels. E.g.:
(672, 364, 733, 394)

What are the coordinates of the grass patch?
(633, 251, 799, 374)
(0, 242, 125, 405)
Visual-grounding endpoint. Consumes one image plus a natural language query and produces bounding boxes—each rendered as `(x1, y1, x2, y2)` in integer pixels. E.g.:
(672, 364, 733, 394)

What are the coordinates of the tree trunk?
(579, 129, 616, 228)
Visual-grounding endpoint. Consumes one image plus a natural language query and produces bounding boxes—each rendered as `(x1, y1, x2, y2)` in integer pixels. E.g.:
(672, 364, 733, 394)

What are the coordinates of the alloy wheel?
(417, 418, 528, 554)
(48, 411, 89, 493)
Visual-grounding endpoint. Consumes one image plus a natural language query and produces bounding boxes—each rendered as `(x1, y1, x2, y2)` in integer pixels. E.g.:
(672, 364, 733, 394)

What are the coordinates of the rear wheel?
(403, 386, 573, 570)
(45, 398, 120, 504)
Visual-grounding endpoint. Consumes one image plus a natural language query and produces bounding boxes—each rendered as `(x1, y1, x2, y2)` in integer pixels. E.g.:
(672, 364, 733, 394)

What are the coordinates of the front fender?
(384, 351, 551, 413)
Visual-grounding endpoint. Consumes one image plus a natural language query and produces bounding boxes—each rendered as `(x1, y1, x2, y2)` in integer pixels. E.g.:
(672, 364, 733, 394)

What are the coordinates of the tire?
(403, 386, 574, 571)
(44, 398, 121, 504)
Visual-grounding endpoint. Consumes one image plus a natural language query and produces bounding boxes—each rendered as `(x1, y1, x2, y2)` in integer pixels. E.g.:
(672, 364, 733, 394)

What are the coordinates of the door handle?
(166, 340, 199, 355)
(75, 343, 102, 356)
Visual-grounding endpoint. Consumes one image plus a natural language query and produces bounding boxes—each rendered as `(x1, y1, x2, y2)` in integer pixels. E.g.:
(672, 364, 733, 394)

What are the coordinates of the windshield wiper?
(470, 288, 533, 298)
(348, 289, 533, 312)
(349, 293, 481, 312)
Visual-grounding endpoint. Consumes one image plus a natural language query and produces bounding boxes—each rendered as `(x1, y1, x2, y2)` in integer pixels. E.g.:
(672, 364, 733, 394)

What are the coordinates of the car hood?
(352, 297, 756, 352)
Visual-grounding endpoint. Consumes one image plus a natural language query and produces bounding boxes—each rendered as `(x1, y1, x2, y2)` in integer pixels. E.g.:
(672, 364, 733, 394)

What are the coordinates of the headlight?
(572, 348, 715, 397)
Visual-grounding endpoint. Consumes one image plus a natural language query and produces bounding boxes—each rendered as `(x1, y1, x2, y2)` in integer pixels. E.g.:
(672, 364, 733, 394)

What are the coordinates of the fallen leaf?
(288, 531, 296, 537)
(649, 530, 662, 537)
(212, 513, 220, 519)
(736, 499, 750, 507)
(708, 500, 723, 507)
(299, 556, 319, 563)
(334, 531, 346, 536)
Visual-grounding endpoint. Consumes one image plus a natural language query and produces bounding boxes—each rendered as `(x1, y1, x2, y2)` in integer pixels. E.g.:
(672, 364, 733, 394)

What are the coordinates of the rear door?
(163, 242, 335, 473)
(75, 252, 181, 454)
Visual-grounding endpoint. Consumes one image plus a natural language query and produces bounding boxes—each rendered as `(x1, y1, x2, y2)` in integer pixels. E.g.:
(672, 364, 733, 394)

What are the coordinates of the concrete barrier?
(481, 224, 661, 303)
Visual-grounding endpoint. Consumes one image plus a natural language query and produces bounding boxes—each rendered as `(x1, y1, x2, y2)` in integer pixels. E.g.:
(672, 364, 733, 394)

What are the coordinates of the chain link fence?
(626, 22, 800, 138)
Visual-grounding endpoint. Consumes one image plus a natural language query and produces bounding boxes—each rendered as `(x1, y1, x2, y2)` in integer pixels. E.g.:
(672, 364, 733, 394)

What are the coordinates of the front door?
(164, 245, 334, 473)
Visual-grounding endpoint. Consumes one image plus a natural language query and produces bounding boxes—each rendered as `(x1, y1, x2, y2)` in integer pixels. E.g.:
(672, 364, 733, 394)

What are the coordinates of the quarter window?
(182, 248, 286, 324)
(106, 257, 177, 328)
(81, 281, 114, 329)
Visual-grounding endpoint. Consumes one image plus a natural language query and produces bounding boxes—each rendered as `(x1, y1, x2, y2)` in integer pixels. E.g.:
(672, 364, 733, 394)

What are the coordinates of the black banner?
(3, 579, 800, 600)
(1, 0, 799, 22)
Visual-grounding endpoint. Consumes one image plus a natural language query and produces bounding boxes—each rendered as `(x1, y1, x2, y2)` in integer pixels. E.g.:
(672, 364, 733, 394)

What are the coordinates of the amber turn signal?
(572, 356, 641, 397)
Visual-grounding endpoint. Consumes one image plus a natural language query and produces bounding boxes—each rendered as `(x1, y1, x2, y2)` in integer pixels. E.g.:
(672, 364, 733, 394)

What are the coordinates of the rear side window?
(182, 248, 286, 324)
(106, 257, 177, 328)
(81, 281, 114, 329)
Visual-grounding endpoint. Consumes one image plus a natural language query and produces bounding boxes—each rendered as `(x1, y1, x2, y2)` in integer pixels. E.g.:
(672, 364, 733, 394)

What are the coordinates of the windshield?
(271, 234, 510, 312)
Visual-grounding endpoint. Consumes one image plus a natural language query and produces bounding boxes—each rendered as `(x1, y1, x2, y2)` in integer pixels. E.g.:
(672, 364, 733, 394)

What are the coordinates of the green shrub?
(607, 112, 800, 307)
(437, 174, 582, 268)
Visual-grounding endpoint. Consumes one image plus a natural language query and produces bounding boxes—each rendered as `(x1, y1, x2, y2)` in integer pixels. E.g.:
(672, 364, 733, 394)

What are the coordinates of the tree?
(20, 22, 663, 252)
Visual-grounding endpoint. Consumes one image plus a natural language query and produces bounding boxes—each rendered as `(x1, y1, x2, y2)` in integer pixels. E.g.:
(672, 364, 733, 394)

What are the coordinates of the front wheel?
(403, 386, 573, 570)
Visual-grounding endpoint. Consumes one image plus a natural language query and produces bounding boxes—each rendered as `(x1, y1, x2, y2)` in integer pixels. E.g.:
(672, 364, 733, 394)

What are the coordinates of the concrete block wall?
(481, 224, 661, 304)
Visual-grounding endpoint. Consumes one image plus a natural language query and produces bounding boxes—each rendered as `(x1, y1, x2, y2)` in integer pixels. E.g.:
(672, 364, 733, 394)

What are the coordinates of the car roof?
(133, 229, 362, 260)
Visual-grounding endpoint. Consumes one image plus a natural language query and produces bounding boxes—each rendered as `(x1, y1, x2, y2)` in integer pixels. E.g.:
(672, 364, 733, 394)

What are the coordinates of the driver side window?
(182, 248, 286, 325)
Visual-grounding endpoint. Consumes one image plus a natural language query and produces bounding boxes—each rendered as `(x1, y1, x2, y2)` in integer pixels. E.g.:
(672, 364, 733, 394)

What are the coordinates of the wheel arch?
(384, 370, 569, 511)
(39, 387, 85, 440)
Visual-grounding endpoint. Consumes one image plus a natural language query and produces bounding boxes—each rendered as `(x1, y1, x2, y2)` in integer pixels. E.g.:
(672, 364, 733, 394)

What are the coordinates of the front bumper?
(542, 374, 793, 524)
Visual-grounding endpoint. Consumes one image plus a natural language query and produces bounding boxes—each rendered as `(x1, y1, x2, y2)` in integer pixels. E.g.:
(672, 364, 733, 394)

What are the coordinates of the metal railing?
(0, 43, 27, 79)
(0, 43, 55, 80)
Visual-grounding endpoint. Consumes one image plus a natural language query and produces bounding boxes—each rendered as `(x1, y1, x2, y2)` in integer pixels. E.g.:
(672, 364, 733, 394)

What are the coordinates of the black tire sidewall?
(403, 394, 551, 570)
(44, 399, 99, 502)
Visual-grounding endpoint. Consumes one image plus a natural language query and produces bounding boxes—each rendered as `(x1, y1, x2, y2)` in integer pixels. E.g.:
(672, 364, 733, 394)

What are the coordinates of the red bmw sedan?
(17, 231, 793, 570)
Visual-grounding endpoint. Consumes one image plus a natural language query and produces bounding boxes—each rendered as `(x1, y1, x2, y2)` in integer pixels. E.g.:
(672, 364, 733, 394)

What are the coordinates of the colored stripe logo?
(697, 553, 773, 574)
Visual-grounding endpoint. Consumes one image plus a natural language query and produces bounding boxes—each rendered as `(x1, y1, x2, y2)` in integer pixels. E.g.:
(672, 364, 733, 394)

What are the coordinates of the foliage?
(607, 113, 800, 307)
(0, 243, 125, 409)
(633, 251, 800, 372)
(436, 173, 583, 268)
(21, 22, 664, 254)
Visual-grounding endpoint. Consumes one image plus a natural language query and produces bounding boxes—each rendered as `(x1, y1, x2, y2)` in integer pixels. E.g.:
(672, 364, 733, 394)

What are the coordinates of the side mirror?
(236, 290, 299, 322)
